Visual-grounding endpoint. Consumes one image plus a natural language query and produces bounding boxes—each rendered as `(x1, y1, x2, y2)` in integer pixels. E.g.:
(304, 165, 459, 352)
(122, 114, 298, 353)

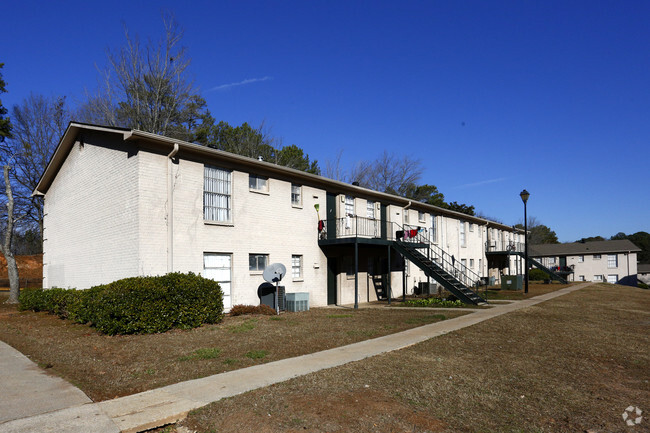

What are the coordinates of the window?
(367, 200, 375, 219)
(607, 274, 618, 284)
(204, 253, 231, 309)
(578, 255, 584, 263)
(593, 254, 601, 260)
(430, 215, 437, 243)
(418, 211, 426, 222)
(607, 254, 618, 268)
(593, 275, 603, 282)
(461, 258, 467, 269)
(249, 174, 268, 192)
(204, 166, 231, 222)
(478, 259, 482, 272)
(578, 275, 585, 281)
(345, 196, 354, 216)
(460, 221, 466, 247)
(548, 257, 556, 265)
(249, 254, 268, 272)
(345, 196, 355, 228)
(469, 223, 474, 232)
(292, 255, 302, 279)
(291, 184, 302, 206)
(470, 259, 475, 268)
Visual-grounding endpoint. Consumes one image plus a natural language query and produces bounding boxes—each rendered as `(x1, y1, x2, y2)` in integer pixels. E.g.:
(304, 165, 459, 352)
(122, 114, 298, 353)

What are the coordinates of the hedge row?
(19, 272, 224, 335)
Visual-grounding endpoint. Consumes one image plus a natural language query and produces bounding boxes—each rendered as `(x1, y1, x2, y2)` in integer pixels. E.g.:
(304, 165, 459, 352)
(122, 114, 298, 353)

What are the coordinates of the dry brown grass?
(176, 283, 649, 433)
(0, 296, 465, 401)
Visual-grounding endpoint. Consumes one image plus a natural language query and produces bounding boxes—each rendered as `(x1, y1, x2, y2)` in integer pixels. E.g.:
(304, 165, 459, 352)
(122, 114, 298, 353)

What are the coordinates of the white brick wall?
(43, 132, 139, 289)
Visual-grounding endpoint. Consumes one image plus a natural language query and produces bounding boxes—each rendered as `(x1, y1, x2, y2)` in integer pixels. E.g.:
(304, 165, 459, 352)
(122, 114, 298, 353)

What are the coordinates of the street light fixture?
(520, 189, 530, 294)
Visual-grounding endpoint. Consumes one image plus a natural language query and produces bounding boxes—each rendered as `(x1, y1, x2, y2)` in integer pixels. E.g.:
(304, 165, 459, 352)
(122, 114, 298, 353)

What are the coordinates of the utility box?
(417, 282, 437, 296)
(501, 275, 523, 290)
(286, 292, 309, 312)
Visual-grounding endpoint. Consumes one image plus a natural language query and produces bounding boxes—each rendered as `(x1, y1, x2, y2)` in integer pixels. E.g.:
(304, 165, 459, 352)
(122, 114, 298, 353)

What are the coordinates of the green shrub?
(19, 272, 224, 335)
(19, 287, 82, 319)
(404, 297, 464, 308)
(528, 269, 547, 281)
(638, 282, 649, 289)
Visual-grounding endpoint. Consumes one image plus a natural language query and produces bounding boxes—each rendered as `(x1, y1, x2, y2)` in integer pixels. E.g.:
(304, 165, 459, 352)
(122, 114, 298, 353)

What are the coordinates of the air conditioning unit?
(286, 292, 309, 312)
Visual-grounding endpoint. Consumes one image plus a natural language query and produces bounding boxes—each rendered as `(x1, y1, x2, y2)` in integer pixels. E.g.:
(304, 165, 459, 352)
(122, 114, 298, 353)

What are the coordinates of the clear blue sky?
(3, 0, 649, 242)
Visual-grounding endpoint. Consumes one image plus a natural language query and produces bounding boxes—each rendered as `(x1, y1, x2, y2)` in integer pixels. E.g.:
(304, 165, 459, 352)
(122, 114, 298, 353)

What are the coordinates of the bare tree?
(3, 94, 69, 241)
(80, 13, 203, 138)
(1, 166, 20, 303)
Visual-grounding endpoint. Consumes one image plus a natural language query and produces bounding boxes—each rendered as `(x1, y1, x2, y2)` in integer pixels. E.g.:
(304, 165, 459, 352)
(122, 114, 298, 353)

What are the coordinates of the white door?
(204, 253, 232, 311)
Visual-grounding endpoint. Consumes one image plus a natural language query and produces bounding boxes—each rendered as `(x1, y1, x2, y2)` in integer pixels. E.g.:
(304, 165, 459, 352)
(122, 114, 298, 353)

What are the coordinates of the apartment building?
(34, 123, 523, 308)
(530, 240, 641, 286)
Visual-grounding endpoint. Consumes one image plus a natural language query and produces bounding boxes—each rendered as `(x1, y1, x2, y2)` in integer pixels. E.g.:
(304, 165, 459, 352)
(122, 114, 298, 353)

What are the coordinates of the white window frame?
(593, 254, 601, 260)
(430, 214, 437, 244)
(292, 255, 303, 280)
(460, 221, 466, 247)
(578, 255, 584, 263)
(249, 253, 268, 272)
(291, 184, 302, 207)
(607, 254, 618, 269)
(578, 275, 585, 281)
(418, 211, 426, 223)
(249, 174, 268, 192)
(367, 200, 375, 219)
(593, 274, 603, 282)
(469, 222, 474, 232)
(204, 253, 232, 310)
(204, 165, 232, 222)
(469, 259, 475, 268)
(607, 274, 618, 284)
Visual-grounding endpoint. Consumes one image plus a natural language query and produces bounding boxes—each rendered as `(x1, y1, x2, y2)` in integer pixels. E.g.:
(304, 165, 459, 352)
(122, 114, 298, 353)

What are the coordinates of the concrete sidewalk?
(0, 283, 592, 433)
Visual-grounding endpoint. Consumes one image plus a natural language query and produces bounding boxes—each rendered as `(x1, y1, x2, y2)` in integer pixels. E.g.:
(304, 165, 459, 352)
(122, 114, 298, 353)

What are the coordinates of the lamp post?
(520, 189, 530, 294)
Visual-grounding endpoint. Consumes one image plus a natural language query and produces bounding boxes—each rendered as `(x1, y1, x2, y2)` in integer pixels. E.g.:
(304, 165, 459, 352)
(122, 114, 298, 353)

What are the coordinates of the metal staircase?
(394, 226, 487, 305)
(369, 274, 391, 301)
(527, 257, 568, 283)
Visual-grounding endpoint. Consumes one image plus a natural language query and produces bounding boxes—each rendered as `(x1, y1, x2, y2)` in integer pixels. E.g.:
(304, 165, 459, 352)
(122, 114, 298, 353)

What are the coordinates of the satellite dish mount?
(263, 263, 286, 314)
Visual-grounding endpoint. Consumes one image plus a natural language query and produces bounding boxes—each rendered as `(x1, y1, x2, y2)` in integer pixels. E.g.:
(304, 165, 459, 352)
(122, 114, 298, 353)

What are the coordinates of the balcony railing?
(486, 240, 525, 253)
(319, 216, 391, 241)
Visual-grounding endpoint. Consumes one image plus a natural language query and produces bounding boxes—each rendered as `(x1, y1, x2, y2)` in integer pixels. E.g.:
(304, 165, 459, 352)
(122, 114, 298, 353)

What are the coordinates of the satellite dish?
(263, 263, 286, 284)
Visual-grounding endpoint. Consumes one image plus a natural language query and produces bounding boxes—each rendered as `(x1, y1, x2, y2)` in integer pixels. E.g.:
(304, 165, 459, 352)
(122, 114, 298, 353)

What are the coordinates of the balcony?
(485, 240, 525, 254)
(318, 216, 428, 246)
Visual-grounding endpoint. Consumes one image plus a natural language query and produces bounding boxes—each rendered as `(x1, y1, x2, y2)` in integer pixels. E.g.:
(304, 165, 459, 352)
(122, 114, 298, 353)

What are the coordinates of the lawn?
(174, 283, 649, 433)
(0, 296, 466, 401)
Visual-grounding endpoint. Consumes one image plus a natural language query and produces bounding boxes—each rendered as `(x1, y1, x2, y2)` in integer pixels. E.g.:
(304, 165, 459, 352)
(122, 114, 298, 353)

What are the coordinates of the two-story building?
(34, 122, 525, 309)
(530, 240, 641, 286)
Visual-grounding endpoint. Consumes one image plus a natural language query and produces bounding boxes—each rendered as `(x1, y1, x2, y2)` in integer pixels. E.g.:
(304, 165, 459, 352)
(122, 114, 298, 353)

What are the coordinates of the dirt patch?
(176, 283, 649, 433)
(0, 254, 43, 289)
(0, 298, 466, 401)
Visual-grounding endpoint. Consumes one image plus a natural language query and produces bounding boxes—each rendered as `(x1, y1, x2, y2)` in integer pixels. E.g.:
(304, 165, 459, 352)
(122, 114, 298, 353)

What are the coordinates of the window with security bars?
(204, 166, 231, 222)
(291, 184, 302, 206)
(249, 254, 268, 272)
(292, 255, 302, 279)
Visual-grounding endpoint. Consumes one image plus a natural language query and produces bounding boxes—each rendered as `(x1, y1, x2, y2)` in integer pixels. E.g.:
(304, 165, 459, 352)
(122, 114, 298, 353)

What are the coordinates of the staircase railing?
(396, 223, 485, 291)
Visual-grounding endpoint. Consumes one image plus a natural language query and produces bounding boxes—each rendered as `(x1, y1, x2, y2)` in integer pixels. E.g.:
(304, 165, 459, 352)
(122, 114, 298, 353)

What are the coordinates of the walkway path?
(0, 283, 592, 433)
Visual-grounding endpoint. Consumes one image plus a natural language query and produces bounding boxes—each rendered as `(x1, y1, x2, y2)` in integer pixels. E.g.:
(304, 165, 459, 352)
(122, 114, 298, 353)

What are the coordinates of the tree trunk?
(2, 165, 20, 304)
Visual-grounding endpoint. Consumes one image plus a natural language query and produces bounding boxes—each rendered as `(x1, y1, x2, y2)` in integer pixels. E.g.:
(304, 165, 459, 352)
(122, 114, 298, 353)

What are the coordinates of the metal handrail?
(396, 223, 483, 290)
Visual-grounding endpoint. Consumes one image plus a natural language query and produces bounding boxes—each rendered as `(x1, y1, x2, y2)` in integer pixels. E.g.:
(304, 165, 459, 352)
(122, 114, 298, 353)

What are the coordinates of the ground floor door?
(327, 258, 337, 305)
(204, 253, 232, 310)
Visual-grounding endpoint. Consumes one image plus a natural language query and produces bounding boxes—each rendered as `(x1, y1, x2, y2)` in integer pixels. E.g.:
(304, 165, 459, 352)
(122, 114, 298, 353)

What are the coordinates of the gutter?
(167, 143, 179, 273)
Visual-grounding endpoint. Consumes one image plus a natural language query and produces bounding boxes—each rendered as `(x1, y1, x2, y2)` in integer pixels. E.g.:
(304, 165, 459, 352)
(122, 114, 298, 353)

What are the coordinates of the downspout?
(167, 143, 179, 273)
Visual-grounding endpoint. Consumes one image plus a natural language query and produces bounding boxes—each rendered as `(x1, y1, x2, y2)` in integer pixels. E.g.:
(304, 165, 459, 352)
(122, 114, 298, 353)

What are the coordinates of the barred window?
(204, 166, 231, 222)
(249, 254, 268, 272)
